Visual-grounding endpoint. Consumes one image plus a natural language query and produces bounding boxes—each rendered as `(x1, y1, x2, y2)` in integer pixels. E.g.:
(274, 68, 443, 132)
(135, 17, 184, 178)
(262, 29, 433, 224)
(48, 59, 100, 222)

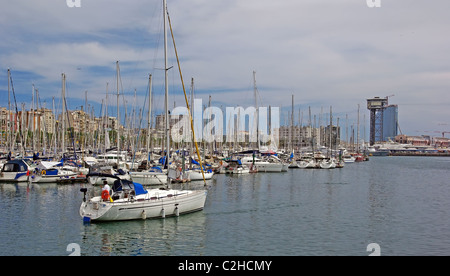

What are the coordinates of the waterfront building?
(279, 125, 339, 150)
(395, 134, 450, 148)
(383, 105, 398, 142)
(367, 97, 399, 144)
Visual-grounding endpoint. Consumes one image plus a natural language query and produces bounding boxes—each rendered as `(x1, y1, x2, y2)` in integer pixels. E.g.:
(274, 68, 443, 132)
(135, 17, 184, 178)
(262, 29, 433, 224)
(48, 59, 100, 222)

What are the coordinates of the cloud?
(0, 0, 449, 136)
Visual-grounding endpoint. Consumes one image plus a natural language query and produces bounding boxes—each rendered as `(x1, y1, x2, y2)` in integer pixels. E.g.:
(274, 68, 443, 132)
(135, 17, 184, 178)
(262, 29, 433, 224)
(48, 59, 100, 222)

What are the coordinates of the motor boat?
(0, 159, 41, 183)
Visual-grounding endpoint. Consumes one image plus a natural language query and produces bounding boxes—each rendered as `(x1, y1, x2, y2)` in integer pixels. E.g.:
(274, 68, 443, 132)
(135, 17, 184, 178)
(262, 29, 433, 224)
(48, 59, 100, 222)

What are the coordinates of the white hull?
(80, 189, 207, 221)
(343, 156, 355, 163)
(319, 160, 336, 169)
(187, 170, 214, 181)
(33, 170, 78, 183)
(130, 172, 168, 186)
(0, 172, 41, 183)
(289, 160, 300, 169)
(298, 160, 317, 169)
(252, 162, 283, 172)
(225, 167, 250, 174)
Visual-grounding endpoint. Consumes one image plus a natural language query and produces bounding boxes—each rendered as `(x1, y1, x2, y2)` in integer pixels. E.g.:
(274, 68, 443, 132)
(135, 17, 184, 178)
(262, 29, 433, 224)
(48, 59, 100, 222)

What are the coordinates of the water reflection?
(80, 210, 207, 256)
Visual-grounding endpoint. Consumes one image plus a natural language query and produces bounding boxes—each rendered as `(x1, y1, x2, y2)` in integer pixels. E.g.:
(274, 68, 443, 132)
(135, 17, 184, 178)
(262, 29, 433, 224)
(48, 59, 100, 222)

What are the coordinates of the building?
(279, 125, 340, 150)
(382, 105, 398, 141)
(395, 135, 428, 146)
(396, 135, 450, 148)
(367, 97, 399, 144)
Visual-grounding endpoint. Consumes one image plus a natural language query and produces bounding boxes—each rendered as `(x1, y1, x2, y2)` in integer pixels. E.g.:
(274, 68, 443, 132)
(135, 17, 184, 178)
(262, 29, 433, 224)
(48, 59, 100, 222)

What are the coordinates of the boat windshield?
(112, 180, 148, 196)
(23, 159, 33, 166)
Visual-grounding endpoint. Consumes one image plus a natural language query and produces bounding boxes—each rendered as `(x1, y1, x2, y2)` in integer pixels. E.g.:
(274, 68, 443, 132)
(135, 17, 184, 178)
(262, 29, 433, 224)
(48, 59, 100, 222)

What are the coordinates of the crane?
(385, 94, 395, 105)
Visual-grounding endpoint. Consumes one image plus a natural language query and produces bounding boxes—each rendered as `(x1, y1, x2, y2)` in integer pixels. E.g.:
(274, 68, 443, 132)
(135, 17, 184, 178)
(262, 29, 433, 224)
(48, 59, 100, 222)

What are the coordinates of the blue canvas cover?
(133, 183, 148, 196)
(112, 180, 148, 196)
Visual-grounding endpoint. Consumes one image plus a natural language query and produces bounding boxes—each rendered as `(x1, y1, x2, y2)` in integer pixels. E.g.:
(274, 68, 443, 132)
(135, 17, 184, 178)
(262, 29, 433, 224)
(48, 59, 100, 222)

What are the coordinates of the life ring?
(101, 190, 110, 201)
(41, 170, 46, 176)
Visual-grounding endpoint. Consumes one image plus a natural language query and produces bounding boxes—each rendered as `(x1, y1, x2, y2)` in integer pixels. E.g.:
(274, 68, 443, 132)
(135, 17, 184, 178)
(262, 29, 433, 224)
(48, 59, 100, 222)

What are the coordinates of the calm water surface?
(1, 157, 449, 256)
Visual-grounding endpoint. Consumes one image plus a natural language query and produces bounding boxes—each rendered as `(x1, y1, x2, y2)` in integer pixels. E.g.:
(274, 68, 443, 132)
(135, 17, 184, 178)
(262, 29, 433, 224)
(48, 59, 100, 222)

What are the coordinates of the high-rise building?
(367, 97, 399, 144)
(382, 105, 398, 141)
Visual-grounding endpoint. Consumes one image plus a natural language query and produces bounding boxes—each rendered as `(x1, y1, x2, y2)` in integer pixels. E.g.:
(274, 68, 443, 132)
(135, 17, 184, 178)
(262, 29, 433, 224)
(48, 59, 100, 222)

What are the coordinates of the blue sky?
(1, 0, 449, 139)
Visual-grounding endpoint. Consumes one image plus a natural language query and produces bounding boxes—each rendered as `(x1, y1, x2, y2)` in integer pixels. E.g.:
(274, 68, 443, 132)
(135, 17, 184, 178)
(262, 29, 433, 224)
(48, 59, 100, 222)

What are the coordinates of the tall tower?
(367, 97, 388, 146)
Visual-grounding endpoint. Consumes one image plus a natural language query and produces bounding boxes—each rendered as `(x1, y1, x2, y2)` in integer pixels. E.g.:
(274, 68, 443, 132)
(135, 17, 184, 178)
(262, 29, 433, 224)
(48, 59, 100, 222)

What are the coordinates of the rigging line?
(131, 82, 149, 171)
(167, 8, 208, 187)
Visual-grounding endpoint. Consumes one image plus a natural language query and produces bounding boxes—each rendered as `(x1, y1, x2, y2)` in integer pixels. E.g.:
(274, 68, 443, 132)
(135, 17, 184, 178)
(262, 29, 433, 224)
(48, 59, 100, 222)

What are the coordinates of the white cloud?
(0, 0, 449, 135)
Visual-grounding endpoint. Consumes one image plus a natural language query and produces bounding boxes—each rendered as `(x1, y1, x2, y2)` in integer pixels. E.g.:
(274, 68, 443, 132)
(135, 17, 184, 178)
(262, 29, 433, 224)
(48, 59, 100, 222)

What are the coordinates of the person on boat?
(102, 182, 112, 195)
(101, 182, 112, 202)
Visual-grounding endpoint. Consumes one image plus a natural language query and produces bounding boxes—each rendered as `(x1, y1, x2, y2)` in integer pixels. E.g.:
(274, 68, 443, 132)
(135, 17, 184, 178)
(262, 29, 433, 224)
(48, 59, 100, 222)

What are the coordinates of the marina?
(0, 156, 449, 256)
(1, 0, 449, 257)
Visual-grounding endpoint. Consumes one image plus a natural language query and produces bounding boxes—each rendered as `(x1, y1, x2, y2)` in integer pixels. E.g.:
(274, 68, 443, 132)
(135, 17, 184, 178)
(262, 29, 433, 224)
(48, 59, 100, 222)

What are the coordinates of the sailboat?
(129, 74, 168, 186)
(80, 0, 208, 222)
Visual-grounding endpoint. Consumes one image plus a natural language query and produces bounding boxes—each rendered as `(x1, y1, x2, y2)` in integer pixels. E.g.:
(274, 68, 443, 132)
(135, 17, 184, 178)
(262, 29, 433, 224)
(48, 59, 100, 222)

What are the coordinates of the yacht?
(80, 177, 207, 222)
(0, 159, 41, 183)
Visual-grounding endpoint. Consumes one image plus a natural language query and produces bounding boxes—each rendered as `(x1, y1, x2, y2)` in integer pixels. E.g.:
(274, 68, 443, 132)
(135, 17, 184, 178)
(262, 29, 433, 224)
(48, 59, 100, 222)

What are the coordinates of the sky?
(0, 0, 449, 140)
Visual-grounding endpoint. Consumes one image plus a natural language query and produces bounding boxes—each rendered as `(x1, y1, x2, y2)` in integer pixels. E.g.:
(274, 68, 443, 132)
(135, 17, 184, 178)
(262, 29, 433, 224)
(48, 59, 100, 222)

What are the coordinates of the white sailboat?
(80, 177, 206, 221)
(80, 0, 208, 222)
(298, 158, 317, 169)
(129, 170, 168, 186)
(319, 158, 336, 169)
(33, 161, 78, 183)
(187, 169, 214, 181)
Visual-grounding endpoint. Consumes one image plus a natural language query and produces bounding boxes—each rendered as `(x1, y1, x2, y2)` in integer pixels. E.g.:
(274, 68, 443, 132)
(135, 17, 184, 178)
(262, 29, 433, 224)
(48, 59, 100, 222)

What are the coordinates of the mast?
(147, 74, 153, 166)
(52, 97, 56, 156)
(357, 104, 360, 153)
(163, 0, 170, 169)
(253, 71, 259, 150)
(84, 90, 88, 154)
(116, 61, 120, 167)
(7, 69, 11, 152)
(291, 94, 294, 153)
(190, 78, 195, 168)
(105, 83, 109, 153)
(329, 106, 333, 156)
(61, 73, 66, 156)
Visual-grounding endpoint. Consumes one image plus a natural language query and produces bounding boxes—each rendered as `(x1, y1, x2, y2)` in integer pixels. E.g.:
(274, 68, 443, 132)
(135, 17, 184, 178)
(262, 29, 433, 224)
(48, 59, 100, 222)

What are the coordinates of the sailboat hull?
(80, 189, 207, 222)
(188, 170, 214, 181)
(130, 171, 168, 186)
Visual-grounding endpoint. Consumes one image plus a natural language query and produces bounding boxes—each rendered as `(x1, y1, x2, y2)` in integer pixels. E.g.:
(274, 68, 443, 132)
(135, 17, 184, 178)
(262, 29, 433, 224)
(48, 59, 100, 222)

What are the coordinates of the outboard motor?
(80, 188, 88, 202)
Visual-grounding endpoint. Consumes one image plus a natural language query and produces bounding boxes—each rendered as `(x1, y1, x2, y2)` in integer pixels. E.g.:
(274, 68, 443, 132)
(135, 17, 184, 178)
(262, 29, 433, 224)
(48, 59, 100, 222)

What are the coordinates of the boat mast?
(147, 74, 152, 167)
(357, 104, 360, 153)
(7, 69, 11, 153)
(291, 94, 294, 153)
(163, 0, 170, 169)
(253, 71, 259, 150)
(116, 61, 120, 167)
(61, 73, 66, 156)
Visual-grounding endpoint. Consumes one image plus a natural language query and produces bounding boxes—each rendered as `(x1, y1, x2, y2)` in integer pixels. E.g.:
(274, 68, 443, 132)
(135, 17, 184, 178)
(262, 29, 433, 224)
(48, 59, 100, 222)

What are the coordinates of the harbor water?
(0, 156, 449, 256)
